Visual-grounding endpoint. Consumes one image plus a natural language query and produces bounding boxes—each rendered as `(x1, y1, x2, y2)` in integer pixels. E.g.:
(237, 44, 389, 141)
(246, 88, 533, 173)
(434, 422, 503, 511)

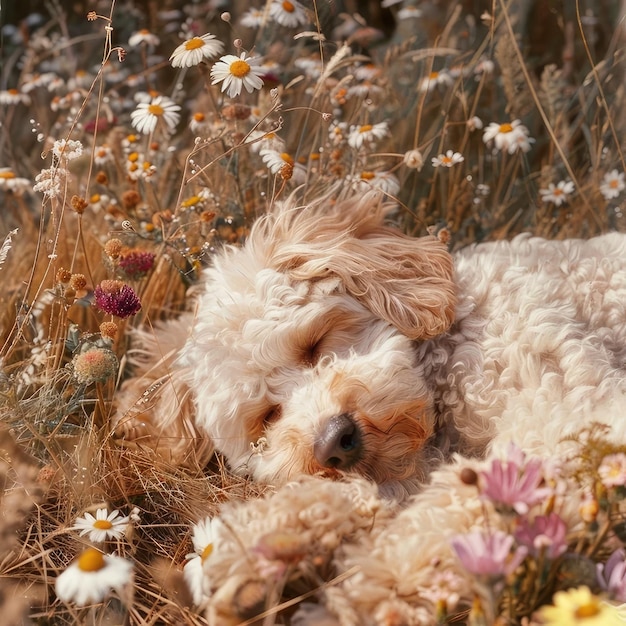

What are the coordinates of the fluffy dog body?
(115, 194, 626, 497)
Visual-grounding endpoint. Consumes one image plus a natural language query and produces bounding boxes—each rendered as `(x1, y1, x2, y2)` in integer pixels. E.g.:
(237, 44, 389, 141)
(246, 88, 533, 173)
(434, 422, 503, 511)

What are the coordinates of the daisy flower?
(210, 52, 265, 98)
(72, 508, 129, 542)
(347, 121, 389, 150)
(130, 95, 180, 135)
(269, 0, 309, 28)
(537, 586, 624, 625)
(240, 8, 266, 28)
(0, 168, 31, 195)
(482, 119, 534, 154)
(600, 169, 625, 200)
(94, 144, 114, 166)
(597, 452, 626, 488)
(183, 517, 220, 606)
(169, 33, 224, 68)
(418, 70, 454, 93)
(432, 150, 464, 168)
(0, 88, 31, 105)
(246, 129, 286, 154)
(128, 29, 160, 47)
(350, 171, 400, 196)
(539, 180, 575, 207)
(55, 548, 133, 606)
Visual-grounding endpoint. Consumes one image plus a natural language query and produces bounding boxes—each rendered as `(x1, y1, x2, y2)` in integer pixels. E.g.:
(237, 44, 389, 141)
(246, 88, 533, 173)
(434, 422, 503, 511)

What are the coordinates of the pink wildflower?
(94, 280, 142, 318)
(514, 512, 568, 559)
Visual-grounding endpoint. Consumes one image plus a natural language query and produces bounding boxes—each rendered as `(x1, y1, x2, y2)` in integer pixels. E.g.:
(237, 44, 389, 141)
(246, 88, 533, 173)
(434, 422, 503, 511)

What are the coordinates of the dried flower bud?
(99, 321, 118, 340)
(87, 11, 97, 21)
(71, 195, 88, 214)
(122, 189, 141, 210)
(221, 103, 251, 121)
(119, 249, 156, 279)
(69, 273, 87, 291)
(104, 238, 124, 260)
(96, 170, 108, 185)
(56, 268, 72, 284)
(403, 149, 424, 171)
(279, 162, 293, 181)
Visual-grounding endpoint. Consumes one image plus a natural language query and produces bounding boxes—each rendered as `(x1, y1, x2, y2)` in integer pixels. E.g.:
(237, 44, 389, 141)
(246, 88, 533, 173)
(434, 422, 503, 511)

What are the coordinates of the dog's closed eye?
(263, 406, 282, 426)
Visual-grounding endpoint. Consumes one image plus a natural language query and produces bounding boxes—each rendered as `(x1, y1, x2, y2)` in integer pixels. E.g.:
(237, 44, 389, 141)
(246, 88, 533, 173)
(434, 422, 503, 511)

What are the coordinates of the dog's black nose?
(314, 413, 362, 470)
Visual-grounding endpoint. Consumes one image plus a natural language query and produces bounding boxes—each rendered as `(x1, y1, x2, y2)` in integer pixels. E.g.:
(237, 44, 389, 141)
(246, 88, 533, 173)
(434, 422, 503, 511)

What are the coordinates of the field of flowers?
(0, 1, 625, 624)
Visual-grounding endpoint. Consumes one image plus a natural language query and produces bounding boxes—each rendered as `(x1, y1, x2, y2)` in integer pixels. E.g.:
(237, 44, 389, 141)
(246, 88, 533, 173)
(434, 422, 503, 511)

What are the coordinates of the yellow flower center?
(499, 123, 514, 133)
(361, 171, 375, 180)
(201, 543, 213, 562)
(90, 194, 101, 203)
(77, 548, 106, 572)
(610, 179, 619, 189)
(93, 519, 113, 530)
(230, 60, 251, 78)
(185, 37, 205, 51)
(181, 195, 202, 208)
(128, 152, 139, 163)
(193, 112, 205, 122)
(0, 170, 16, 179)
(280, 152, 293, 164)
(429, 71, 439, 79)
(148, 103, 164, 116)
(139, 29, 149, 35)
(553, 188, 564, 196)
(282, 1, 295, 12)
(574, 601, 601, 618)
(126, 134, 138, 143)
(442, 156, 452, 164)
(359, 124, 373, 133)
(8, 88, 19, 95)
(142, 161, 152, 171)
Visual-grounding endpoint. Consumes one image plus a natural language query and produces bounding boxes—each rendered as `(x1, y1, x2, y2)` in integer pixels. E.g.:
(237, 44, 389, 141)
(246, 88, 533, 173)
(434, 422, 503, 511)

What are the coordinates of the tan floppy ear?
(268, 192, 456, 340)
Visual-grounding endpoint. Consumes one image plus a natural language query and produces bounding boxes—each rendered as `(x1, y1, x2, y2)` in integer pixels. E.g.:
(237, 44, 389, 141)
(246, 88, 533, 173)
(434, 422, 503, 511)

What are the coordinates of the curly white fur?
(115, 192, 626, 498)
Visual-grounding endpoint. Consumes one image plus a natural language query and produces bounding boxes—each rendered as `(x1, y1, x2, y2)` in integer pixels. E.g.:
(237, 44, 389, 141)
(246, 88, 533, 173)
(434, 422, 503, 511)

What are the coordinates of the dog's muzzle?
(314, 413, 362, 470)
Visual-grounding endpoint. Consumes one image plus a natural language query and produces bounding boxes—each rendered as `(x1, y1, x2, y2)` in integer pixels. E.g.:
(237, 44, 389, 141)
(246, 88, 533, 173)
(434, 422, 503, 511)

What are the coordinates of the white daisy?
(269, 0, 309, 28)
(600, 169, 625, 200)
(418, 70, 454, 93)
(260, 149, 293, 175)
(240, 8, 267, 29)
(94, 144, 114, 166)
(482, 120, 534, 154)
(72, 508, 130, 542)
(539, 180, 575, 206)
(432, 150, 465, 168)
(467, 116, 483, 131)
(0, 168, 31, 195)
(350, 170, 400, 196)
(0, 88, 30, 105)
(245, 129, 286, 154)
(328, 121, 348, 146)
(347, 121, 389, 150)
(183, 516, 220, 605)
(189, 112, 211, 136)
(128, 29, 160, 48)
(170, 33, 224, 68)
(55, 548, 133, 606)
(130, 95, 180, 135)
(52, 139, 83, 162)
(210, 52, 265, 98)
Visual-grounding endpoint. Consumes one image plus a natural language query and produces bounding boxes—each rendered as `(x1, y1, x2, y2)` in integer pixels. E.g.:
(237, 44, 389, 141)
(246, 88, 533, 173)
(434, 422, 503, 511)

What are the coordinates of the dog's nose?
(314, 413, 362, 470)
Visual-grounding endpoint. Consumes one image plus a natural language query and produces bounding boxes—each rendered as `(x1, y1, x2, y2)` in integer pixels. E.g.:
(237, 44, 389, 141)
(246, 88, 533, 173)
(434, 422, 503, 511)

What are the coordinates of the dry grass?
(0, 0, 625, 623)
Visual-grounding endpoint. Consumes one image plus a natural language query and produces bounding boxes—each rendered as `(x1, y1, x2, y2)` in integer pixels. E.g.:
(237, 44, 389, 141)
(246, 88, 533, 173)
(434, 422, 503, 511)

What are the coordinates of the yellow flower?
(537, 586, 624, 625)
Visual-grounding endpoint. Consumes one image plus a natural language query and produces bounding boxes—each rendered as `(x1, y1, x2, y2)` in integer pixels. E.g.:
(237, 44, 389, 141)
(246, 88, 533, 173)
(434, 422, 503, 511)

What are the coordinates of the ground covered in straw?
(0, 1, 625, 624)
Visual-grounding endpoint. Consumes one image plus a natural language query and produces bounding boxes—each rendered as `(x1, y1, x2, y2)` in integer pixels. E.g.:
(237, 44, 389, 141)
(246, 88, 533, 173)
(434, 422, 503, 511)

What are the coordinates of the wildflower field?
(1, 1, 625, 624)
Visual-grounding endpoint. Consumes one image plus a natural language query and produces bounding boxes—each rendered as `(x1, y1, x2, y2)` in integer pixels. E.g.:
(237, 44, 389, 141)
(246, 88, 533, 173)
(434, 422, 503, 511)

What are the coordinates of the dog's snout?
(314, 413, 362, 470)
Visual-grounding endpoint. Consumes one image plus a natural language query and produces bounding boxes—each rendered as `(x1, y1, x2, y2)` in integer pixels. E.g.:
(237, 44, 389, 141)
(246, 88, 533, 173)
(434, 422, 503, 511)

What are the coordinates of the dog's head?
(184, 192, 456, 490)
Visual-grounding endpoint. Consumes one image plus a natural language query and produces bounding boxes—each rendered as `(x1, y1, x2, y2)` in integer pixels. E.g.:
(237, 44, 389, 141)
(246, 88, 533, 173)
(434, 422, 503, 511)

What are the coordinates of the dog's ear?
(266, 192, 456, 340)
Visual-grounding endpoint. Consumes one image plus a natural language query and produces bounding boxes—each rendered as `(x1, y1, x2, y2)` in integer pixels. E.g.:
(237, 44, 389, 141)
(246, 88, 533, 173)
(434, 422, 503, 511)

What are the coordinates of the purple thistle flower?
(451, 529, 527, 578)
(597, 549, 626, 602)
(514, 512, 568, 560)
(480, 444, 551, 514)
(118, 250, 156, 280)
(94, 280, 142, 318)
